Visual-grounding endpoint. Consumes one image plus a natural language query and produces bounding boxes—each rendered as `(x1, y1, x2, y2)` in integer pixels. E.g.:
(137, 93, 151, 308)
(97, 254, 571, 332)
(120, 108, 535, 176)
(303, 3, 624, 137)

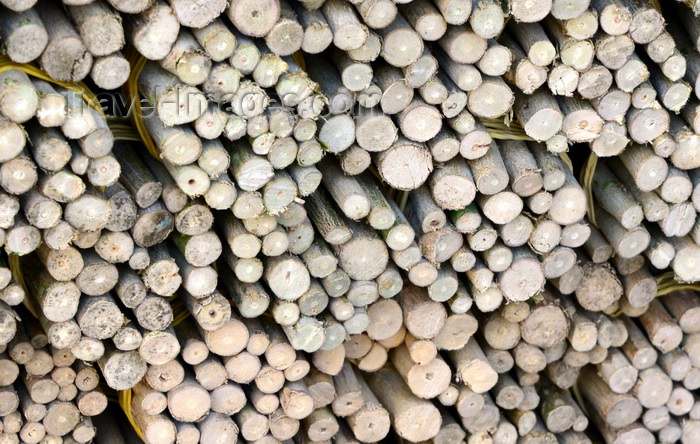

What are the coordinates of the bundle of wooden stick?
(1, 0, 700, 443)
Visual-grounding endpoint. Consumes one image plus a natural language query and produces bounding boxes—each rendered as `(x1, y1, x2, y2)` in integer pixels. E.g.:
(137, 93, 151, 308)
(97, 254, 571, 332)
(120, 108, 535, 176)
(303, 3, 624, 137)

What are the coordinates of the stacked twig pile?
(0, 0, 699, 443)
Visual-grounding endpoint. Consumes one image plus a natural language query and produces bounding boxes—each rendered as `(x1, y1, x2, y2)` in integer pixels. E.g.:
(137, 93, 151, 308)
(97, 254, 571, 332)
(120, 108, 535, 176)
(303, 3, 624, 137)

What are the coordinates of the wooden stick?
(322, 0, 368, 50)
(366, 366, 440, 441)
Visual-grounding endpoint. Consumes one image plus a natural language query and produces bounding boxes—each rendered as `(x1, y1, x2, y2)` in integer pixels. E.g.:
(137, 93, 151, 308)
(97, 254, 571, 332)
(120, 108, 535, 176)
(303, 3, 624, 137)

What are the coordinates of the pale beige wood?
(89, 52, 131, 90)
(547, 64, 580, 97)
(187, 19, 235, 62)
(68, 1, 124, 57)
(520, 291, 568, 349)
(197, 412, 238, 444)
(598, 348, 639, 394)
(509, 21, 556, 67)
(226, 0, 279, 37)
(579, 365, 643, 430)
(366, 366, 440, 441)
(465, 74, 513, 121)
(563, 9, 599, 40)
(99, 347, 148, 391)
(0, 6, 47, 64)
(501, 33, 548, 94)
(321, 0, 368, 51)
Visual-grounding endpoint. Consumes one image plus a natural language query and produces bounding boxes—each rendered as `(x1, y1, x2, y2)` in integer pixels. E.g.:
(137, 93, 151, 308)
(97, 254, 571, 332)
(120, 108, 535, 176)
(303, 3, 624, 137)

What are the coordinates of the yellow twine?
(123, 47, 158, 159)
(481, 117, 575, 174)
(382, 116, 572, 214)
(169, 296, 191, 327)
(684, 0, 700, 13)
(0, 55, 149, 191)
(118, 388, 145, 441)
(606, 273, 700, 319)
(607, 308, 624, 318)
(558, 152, 573, 173)
(0, 54, 151, 150)
(571, 382, 589, 417)
(0, 55, 104, 117)
(7, 254, 39, 319)
(292, 51, 307, 72)
(580, 152, 598, 228)
(481, 117, 534, 141)
(398, 190, 410, 213)
(655, 272, 700, 295)
(101, 385, 119, 404)
(1, 53, 109, 191)
(107, 118, 144, 142)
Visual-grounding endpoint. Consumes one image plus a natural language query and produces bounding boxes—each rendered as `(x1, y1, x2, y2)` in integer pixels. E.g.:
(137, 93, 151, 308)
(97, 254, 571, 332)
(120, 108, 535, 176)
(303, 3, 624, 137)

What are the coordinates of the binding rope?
(169, 296, 191, 328)
(292, 51, 307, 72)
(481, 117, 533, 141)
(480, 117, 574, 172)
(580, 152, 598, 228)
(605, 271, 700, 320)
(123, 47, 159, 159)
(118, 388, 145, 441)
(7, 254, 40, 319)
(392, 118, 575, 214)
(684, 0, 700, 14)
(656, 271, 700, 296)
(0, 55, 104, 117)
(107, 117, 144, 142)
